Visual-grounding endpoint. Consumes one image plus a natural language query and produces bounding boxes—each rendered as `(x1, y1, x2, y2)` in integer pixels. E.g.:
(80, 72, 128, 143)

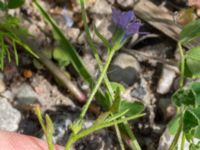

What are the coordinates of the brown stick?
(133, 0, 200, 49)
(33, 50, 86, 102)
(5, 35, 86, 102)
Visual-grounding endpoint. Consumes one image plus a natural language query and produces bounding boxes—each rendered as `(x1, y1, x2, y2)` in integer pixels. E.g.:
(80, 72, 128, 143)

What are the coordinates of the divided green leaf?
(185, 129, 195, 142)
(7, 0, 25, 9)
(119, 101, 144, 117)
(183, 110, 199, 133)
(189, 142, 200, 150)
(190, 107, 200, 120)
(190, 82, 200, 105)
(0, 2, 7, 10)
(167, 114, 181, 135)
(194, 126, 200, 139)
(53, 47, 70, 68)
(180, 19, 200, 44)
(172, 88, 195, 107)
(185, 46, 200, 78)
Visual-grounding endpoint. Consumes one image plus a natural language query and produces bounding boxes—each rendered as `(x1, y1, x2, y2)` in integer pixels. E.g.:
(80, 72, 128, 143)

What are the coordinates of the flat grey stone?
(90, 0, 112, 15)
(108, 53, 141, 86)
(0, 90, 14, 100)
(12, 83, 40, 109)
(157, 65, 176, 94)
(116, 0, 134, 8)
(0, 98, 21, 131)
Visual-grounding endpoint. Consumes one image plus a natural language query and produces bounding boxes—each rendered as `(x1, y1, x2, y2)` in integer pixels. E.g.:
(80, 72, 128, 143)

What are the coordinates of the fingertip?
(0, 130, 64, 150)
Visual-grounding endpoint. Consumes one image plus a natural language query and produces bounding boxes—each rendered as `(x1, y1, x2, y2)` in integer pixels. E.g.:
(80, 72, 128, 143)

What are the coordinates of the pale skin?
(0, 130, 64, 150)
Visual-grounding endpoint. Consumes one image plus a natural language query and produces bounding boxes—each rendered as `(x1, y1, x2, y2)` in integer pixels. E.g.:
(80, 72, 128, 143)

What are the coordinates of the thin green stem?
(46, 138, 54, 150)
(114, 123, 125, 150)
(169, 117, 182, 150)
(0, 38, 5, 69)
(169, 42, 186, 150)
(178, 42, 185, 88)
(6, 33, 38, 58)
(180, 132, 185, 150)
(80, 50, 115, 119)
(79, 0, 114, 99)
(79, 1, 125, 147)
(169, 107, 185, 150)
(65, 113, 145, 150)
(123, 122, 141, 150)
(79, 1, 141, 150)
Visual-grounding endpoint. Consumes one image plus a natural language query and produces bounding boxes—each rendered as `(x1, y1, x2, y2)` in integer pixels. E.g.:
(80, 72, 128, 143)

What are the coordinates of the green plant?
(0, 0, 25, 10)
(35, 105, 54, 150)
(0, 0, 36, 69)
(168, 19, 200, 150)
(33, 0, 145, 149)
(27, 0, 200, 149)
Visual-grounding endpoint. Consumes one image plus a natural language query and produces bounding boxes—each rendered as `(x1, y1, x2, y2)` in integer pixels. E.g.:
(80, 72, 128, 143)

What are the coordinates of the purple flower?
(112, 7, 143, 37)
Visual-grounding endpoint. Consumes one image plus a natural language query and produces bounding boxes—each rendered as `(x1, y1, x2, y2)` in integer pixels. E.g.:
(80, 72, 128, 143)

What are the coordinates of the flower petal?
(112, 7, 121, 25)
(126, 22, 143, 35)
(119, 11, 135, 28)
(112, 8, 143, 39)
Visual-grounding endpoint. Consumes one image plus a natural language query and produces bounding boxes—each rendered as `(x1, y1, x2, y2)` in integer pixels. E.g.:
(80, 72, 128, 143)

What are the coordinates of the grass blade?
(45, 114, 54, 150)
(93, 24, 111, 49)
(33, 0, 109, 108)
(0, 38, 5, 69)
(33, 0, 91, 84)
(5, 45, 11, 63)
(12, 40, 18, 65)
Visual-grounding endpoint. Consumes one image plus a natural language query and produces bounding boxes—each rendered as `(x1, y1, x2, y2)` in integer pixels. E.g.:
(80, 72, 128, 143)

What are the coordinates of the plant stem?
(178, 42, 185, 88)
(180, 132, 185, 150)
(124, 122, 141, 150)
(80, 50, 115, 119)
(79, 0, 114, 99)
(169, 106, 185, 150)
(65, 113, 145, 150)
(169, 42, 185, 150)
(79, 1, 125, 146)
(169, 117, 182, 150)
(114, 123, 125, 150)
(78, 1, 141, 150)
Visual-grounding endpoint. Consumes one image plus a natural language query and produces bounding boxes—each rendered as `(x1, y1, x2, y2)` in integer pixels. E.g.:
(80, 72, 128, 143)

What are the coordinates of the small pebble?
(0, 90, 14, 100)
(61, 8, 74, 27)
(0, 98, 21, 131)
(157, 65, 176, 94)
(12, 83, 40, 110)
(108, 53, 140, 86)
(90, 0, 112, 15)
(23, 69, 33, 78)
(0, 79, 6, 93)
(117, 0, 134, 8)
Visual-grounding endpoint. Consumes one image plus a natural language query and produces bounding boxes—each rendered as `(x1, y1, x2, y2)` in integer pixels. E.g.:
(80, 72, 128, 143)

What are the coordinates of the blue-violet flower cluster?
(112, 7, 143, 38)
